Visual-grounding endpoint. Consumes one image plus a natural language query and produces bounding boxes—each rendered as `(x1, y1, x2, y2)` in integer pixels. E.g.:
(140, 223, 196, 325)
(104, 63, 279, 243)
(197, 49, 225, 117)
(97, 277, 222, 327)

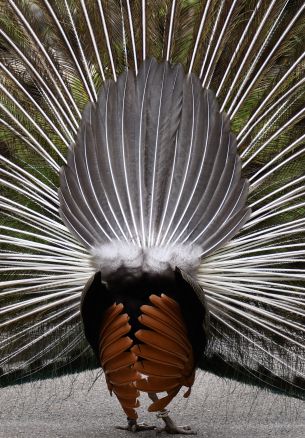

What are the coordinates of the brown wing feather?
(98, 295, 195, 419)
(98, 303, 140, 419)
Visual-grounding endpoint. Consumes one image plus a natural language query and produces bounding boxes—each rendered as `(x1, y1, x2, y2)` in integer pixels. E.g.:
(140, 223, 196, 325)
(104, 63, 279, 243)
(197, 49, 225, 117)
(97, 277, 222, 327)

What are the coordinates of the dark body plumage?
(81, 269, 209, 363)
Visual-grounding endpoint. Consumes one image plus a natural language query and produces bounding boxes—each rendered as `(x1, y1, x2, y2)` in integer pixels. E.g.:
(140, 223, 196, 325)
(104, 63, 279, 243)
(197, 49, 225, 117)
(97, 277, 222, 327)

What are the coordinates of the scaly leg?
(148, 393, 197, 435)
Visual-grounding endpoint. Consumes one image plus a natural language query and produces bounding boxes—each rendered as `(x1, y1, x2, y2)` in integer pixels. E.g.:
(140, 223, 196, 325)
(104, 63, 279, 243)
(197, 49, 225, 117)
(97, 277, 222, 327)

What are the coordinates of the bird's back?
(80, 269, 208, 418)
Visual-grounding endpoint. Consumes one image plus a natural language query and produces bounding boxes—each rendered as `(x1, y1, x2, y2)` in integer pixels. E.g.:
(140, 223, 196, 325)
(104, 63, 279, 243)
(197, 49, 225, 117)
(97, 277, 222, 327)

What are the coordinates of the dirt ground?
(0, 370, 304, 438)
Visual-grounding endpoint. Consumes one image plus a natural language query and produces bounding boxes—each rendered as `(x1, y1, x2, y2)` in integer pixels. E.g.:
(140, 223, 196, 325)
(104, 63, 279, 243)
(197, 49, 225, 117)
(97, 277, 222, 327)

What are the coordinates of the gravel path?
(0, 370, 304, 438)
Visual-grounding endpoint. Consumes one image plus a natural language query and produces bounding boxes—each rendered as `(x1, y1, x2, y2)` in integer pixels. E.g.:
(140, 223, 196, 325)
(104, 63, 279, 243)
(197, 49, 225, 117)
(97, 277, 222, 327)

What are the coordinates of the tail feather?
(59, 60, 249, 275)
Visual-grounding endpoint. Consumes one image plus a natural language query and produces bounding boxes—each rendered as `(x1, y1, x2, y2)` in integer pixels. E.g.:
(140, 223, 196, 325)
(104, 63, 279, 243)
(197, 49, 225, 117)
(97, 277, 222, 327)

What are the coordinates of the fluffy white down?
(90, 243, 201, 278)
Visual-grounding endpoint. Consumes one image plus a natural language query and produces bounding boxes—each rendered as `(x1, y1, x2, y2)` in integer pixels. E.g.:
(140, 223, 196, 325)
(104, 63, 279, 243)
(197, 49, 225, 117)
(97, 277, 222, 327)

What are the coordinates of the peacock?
(1, 0, 305, 434)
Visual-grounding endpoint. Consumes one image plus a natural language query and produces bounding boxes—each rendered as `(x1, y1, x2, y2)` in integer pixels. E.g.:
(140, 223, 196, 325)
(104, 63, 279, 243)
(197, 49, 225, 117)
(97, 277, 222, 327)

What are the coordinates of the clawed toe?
(156, 425, 197, 435)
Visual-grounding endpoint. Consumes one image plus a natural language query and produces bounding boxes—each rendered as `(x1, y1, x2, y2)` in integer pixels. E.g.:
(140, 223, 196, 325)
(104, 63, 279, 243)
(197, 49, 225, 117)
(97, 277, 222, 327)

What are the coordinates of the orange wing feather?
(98, 295, 195, 419)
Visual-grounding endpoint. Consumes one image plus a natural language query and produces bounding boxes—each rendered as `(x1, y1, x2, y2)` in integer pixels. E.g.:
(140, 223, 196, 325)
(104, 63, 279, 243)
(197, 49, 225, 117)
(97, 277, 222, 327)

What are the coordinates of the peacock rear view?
(1, 0, 305, 434)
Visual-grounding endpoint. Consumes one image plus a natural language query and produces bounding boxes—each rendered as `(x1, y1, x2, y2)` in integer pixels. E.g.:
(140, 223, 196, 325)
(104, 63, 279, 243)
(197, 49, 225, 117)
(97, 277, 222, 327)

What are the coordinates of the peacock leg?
(148, 393, 197, 435)
(115, 418, 156, 432)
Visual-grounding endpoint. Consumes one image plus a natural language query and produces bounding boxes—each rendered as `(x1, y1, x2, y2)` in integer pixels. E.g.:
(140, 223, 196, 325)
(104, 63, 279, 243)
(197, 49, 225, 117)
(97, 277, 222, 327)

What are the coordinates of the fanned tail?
(0, 0, 304, 396)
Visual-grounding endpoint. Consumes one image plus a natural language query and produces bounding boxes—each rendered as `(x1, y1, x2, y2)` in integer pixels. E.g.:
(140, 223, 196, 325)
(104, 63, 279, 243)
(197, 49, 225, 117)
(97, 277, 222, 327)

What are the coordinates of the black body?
(80, 268, 209, 367)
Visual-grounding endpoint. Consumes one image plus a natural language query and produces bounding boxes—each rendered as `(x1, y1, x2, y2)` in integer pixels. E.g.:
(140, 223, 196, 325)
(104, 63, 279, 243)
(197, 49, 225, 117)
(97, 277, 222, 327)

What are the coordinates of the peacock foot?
(156, 415, 196, 435)
(156, 424, 197, 435)
(116, 418, 156, 433)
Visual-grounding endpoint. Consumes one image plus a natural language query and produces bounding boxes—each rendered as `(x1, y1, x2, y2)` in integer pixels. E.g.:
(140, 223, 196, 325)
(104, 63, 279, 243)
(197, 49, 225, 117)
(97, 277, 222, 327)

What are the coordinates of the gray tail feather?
(59, 59, 250, 275)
